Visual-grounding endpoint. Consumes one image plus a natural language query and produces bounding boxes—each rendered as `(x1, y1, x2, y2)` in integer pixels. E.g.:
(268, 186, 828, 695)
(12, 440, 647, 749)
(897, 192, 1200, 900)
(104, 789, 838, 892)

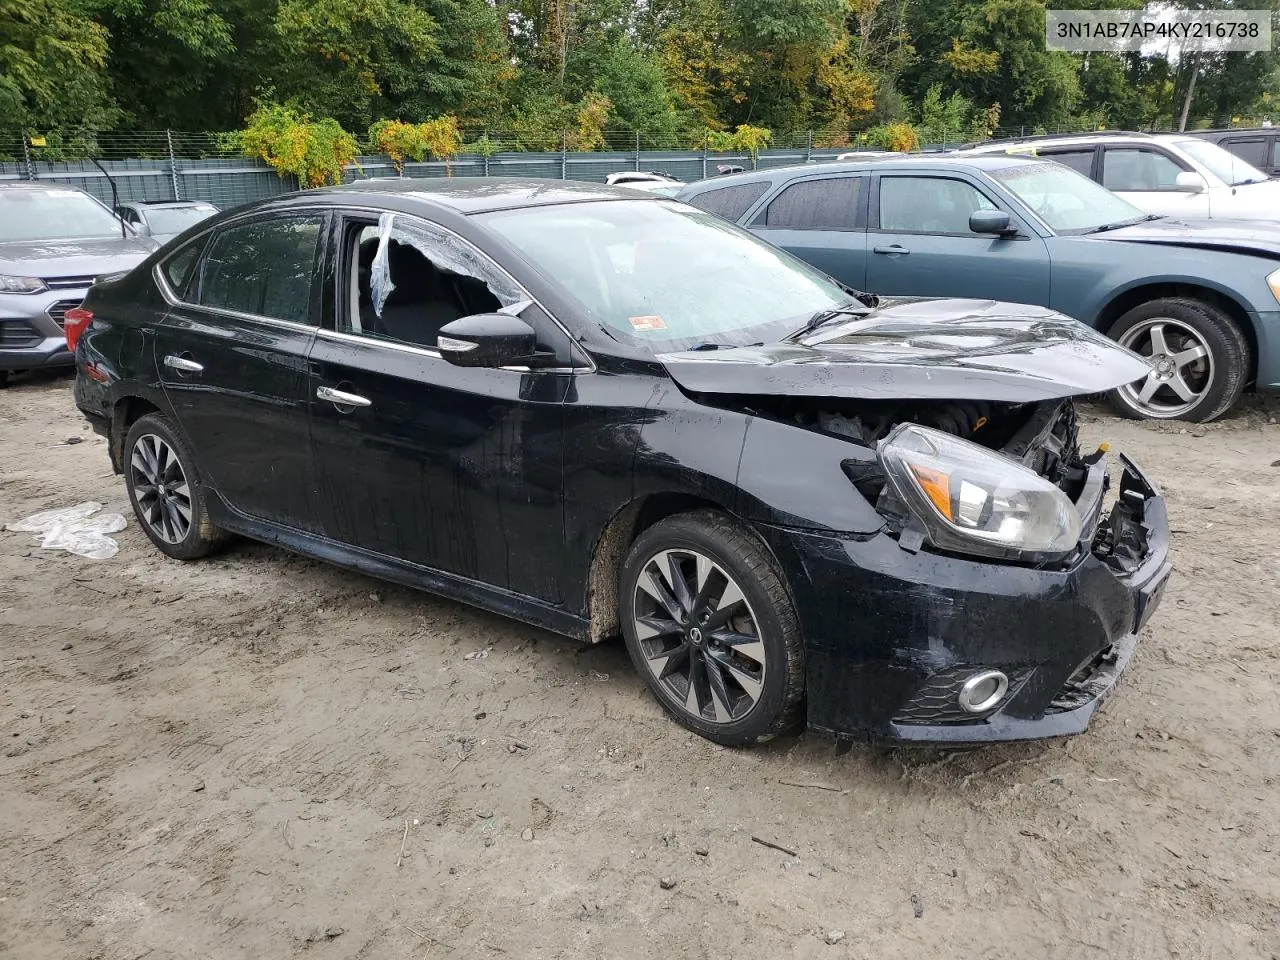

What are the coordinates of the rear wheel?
(619, 510, 805, 746)
(1106, 297, 1250, 422)
(124, 413, 227, 560)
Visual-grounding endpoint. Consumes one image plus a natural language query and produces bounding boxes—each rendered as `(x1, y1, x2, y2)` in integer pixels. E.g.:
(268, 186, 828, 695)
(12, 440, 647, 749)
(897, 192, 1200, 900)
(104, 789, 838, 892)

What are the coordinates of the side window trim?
(155, 211, 329, 331)
(870, 173, 1013, 238)
(325, 208, 594, 373)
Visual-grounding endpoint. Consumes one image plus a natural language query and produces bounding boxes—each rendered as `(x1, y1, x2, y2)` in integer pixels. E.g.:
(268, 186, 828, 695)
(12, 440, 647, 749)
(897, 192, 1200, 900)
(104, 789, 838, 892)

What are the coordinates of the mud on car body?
(70, 179, 1172, 746)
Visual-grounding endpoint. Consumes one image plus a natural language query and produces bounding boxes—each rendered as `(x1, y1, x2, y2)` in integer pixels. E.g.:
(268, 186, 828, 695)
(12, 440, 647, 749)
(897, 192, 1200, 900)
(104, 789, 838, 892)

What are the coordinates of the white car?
(605, 172, 685, 194)
(959, 132, 1280, 221)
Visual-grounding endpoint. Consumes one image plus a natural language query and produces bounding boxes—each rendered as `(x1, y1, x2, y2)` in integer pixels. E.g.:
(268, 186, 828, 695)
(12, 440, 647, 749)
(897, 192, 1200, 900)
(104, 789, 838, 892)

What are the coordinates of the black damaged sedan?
(71, 179, 1172, 746)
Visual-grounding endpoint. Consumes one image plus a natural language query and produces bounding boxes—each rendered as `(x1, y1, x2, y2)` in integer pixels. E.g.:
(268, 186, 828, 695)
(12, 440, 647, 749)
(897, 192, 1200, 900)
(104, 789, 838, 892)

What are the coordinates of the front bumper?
(0, 288, 83, 371)
(763, 456, 1171, 744)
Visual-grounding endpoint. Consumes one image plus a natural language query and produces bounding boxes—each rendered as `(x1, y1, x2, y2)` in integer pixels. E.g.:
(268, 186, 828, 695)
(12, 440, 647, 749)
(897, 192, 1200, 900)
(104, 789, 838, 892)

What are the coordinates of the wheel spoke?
(665, 552, 694, 612)
(1147, 323, 1170, 357)
(634, 614, 682, 642)
(171, 498, 192, 525)
(708, 648, 764, 704)
(170, 482, 190, 503)
(1168, 373, 1197, 402)
(684, 654, 704, 717)
(711, 628, 766, 666)
(1136, 375, 1161, 404)
(638, 561, 685, 621)
(130, 446, 150, 478)
(1172, 343, 1208, 369)
(134, 483, 158, 503)
(690, 557, 722, 613)
(704, 657, 733, 722)
(651, 642, 690, 681)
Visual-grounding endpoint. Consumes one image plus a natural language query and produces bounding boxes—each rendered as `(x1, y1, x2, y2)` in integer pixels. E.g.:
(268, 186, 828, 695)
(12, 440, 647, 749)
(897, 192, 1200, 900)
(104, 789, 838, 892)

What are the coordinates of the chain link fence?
(0, 122, 1219, 211)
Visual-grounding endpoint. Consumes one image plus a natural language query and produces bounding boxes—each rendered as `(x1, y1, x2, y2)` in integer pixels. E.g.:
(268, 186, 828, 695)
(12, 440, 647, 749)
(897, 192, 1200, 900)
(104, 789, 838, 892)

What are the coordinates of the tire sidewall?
(1105, 298, 1247, 422)
(123, 413, 215, 560)
(619, 516, 799, 746)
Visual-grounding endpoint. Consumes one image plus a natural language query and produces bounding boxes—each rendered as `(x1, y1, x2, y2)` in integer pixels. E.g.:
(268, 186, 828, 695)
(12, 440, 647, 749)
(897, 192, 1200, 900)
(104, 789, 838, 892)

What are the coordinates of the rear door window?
(754, 177, 862, 230)
(1039, 148, 1095, 177)
(1221, 137, 1268, 169)
(877, 176, 997, 235)
(193, 215, 324, 325)
(682, 182, 770, 222)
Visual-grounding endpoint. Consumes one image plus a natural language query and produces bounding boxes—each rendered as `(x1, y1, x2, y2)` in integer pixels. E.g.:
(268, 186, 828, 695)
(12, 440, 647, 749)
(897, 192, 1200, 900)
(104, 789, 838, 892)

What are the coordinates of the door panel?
(308, 212, 571, 602)
(865, 174, 1052, 307)
(748, 176, 868, 289)
(155, 213, 324, 530)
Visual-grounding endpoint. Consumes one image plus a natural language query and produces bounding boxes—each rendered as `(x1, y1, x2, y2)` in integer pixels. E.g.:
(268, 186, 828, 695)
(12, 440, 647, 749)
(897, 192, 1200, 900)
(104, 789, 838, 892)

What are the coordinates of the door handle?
(317, 385, 372, 409)
(163, 354, 203, 374)
(873, 244, 910, 255)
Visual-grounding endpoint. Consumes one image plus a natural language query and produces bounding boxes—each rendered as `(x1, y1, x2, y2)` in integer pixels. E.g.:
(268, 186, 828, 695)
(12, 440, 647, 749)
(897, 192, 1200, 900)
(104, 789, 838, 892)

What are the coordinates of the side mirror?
(437, 313, 537, 368)
(131, 221, 152, 237)
(1175, 172, 1207, 194)
(969, 209, 1016, 236)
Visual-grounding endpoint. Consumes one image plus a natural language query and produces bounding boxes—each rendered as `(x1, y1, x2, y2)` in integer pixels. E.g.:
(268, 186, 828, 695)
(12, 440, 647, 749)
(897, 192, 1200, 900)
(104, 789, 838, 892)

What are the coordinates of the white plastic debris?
(6, 501, 127, 560)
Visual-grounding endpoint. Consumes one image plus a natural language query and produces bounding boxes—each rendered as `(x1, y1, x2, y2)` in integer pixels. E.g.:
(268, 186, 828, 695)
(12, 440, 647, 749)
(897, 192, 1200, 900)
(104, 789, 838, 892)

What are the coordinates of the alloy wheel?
(632, 548, 766, 724)
(1116, 317, 1214, 418)
(129, 433, 193, 544)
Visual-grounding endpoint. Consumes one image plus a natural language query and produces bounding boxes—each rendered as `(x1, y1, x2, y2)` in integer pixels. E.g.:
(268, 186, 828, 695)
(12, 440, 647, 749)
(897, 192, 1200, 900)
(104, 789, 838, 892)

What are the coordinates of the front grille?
(1045, 646, 1118, 714)
(45, 275, 97, 290)
(0, 319, 42, 349)
(894, 666, 1027, 725)
(45, 299, 82, 327)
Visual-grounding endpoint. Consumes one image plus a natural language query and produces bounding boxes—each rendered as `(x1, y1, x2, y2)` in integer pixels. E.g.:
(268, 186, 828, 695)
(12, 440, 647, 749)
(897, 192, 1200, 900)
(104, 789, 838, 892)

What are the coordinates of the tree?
(0, 0, 116, 134)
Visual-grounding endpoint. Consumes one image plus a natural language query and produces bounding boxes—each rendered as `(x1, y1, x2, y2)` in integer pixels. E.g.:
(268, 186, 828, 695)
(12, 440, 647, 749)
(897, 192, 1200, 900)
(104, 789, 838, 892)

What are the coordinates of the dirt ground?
(2, 372, 1279, 960)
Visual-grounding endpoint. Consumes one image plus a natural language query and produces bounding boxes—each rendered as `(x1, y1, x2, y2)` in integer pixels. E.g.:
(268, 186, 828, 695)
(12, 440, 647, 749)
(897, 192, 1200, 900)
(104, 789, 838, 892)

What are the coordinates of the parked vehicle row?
(0, 184, 217, 386)
(678, 153, 1279, 422)
(70, 179, 1171, 748)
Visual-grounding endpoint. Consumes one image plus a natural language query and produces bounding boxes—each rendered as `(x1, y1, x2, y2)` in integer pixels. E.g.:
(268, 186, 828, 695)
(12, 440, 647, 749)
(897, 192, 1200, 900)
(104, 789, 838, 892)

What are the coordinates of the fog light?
(957, 670, 1008, 714)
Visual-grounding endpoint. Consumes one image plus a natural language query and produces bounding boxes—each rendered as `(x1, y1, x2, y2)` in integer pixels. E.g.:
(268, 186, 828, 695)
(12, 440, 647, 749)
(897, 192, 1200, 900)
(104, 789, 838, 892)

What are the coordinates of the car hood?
(0, 236, 158, 279)
(1097, 216, 1280, 259)
(659, 298, 1152, 402)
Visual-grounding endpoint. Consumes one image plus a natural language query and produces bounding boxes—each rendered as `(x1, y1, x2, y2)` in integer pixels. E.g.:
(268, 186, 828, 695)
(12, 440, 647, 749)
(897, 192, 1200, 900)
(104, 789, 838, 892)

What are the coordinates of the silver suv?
(0, 183, 158, 386)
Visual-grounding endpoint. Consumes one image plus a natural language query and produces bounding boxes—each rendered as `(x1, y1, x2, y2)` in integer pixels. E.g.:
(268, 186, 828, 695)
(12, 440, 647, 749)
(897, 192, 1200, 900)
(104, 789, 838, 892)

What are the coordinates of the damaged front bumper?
(762, 455, 1172, 744)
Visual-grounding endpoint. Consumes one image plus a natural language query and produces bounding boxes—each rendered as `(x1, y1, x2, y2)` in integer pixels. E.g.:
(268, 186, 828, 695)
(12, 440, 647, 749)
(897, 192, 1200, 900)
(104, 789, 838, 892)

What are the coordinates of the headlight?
(878, 424, 1081, 560)
(0, 275, 48, 294)
(1267, 268, 1280, 306)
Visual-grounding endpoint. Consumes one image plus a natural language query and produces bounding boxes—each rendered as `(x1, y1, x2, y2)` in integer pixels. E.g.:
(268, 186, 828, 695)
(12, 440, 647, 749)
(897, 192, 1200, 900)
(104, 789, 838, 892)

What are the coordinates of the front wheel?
(619, 510, 805, 747)
(1106, 297, 1250, 422)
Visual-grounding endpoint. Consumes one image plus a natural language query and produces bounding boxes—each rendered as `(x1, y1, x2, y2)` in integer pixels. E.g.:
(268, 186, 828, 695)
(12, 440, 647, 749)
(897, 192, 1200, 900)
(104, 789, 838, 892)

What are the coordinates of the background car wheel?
(619, 510, 805, 747)
(1106, 297, 1250, 422)
(124, 413, 227, 560)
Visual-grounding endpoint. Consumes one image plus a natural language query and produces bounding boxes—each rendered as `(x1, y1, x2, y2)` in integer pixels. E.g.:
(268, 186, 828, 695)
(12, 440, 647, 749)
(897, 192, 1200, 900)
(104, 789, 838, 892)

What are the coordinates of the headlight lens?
(1267, 268, 1280, 306)
(878, 424, 1081, 560)
(0, 274, 48, 294)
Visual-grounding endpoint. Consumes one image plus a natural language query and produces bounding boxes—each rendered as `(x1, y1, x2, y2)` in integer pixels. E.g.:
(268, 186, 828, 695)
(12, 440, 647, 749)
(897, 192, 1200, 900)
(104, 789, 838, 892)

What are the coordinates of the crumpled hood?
(660, 298, 1152, 402)
(1098, 216, 1280, 259)
(0, 236, 157, 280)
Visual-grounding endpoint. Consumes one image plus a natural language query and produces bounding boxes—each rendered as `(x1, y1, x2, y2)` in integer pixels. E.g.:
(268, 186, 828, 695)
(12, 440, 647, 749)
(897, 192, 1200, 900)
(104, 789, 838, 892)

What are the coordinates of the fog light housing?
(957, 670, 1009, 714)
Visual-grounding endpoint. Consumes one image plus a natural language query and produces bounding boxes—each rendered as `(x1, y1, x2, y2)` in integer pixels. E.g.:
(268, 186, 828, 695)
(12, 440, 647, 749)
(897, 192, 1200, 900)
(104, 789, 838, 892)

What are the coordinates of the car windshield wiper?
(687, 341, 762, 351)
(1087, 214, 1163, 235)
(788, 300, 871, 340)
(1234, 176, 1269, 186)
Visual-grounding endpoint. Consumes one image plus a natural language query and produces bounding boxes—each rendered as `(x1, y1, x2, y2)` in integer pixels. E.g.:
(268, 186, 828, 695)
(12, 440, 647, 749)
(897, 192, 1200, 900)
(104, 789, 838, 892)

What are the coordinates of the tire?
(619, 509, 805, 746)
(1105, 297, 1250, 422)
(123, 413, 227, 560)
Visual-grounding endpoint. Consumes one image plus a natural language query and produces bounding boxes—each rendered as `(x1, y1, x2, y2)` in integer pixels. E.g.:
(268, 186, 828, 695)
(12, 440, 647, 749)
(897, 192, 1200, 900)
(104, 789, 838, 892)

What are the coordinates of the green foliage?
(236, 102, 358, 187)
(706, 124, 772, 158)
(865, 120, 919, 151)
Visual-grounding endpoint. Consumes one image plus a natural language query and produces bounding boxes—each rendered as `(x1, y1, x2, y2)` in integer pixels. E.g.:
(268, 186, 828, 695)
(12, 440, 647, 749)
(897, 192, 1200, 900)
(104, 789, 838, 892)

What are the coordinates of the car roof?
(123, 200, 216, 208)
(0, 181, 93, 194)
(960, 131, 1195, 152)
(305, 176, 657, 214)
(680, 153, 1049, 190)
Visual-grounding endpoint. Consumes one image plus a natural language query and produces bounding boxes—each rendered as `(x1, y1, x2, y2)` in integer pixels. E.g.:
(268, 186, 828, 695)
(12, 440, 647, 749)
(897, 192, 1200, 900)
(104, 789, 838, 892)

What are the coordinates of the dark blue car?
(678, 154, 1280, 421)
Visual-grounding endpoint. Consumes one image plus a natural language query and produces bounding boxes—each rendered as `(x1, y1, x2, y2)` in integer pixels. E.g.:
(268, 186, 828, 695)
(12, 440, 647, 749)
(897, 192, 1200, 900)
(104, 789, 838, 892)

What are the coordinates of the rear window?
(756, 177, 861, 230)
(162, 242, 203, 296)
(682, 182, 770, 222)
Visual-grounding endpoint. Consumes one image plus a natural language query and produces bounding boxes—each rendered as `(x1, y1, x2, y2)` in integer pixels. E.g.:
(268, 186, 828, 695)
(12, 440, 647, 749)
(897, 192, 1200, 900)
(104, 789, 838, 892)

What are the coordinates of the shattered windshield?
(478, 199, 848, 351)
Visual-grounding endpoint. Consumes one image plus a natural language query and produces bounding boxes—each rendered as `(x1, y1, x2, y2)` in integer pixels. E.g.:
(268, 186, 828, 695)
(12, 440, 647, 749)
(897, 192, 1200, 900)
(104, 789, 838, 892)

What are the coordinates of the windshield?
(479, 200, 849, 351)
(0, 188, 126, 242)
(988, 161, 1146, 233)
(1175, 138, 1268, 186)
(146, 205, 216, 234)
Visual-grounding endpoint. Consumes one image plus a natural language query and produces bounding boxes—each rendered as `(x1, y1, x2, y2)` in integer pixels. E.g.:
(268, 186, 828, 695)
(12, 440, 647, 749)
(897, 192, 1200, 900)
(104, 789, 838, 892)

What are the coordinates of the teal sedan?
(677, 154, 1280, 421)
